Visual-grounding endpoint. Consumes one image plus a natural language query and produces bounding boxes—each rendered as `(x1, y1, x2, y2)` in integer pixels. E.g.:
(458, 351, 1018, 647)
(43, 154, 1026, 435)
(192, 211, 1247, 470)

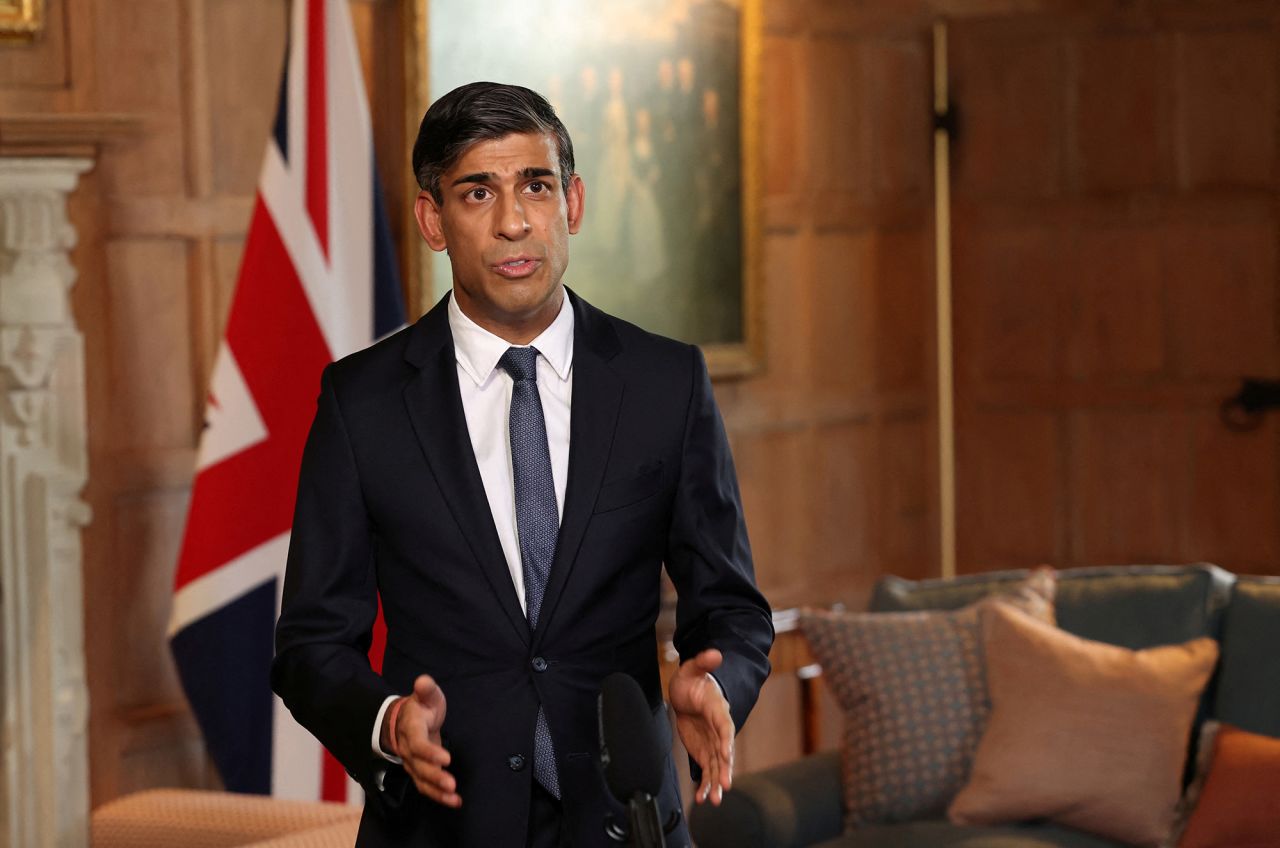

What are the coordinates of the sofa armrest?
(688, 751, 843, 848)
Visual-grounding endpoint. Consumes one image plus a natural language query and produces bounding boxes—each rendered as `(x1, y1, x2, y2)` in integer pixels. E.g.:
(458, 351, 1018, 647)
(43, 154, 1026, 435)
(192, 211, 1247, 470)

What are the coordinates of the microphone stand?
(626, 791, 666, 848)
(606, 794, 686, 845)
(606, 793, 681, 847)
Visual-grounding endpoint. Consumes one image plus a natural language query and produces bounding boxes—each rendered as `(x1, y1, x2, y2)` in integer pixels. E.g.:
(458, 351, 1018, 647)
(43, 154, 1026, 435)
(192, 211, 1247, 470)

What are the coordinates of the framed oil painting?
(406, 0, 763, 377)
(0, 0, 43, 39)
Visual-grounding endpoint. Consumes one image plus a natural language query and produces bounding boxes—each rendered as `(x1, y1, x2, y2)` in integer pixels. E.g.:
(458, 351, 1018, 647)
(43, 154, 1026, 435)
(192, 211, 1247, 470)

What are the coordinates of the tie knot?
(499, 346, 540, 383)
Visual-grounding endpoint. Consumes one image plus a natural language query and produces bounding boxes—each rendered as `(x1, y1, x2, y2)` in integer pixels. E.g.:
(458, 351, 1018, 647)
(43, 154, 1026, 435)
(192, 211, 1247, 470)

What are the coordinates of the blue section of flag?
(372, 156, 406, 337)
(273, 49, 290, 162)
(172, 581, 277, 794)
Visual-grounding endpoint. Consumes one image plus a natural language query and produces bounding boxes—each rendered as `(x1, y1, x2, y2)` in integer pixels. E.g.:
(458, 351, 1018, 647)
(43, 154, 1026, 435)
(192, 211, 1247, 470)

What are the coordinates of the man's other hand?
(382, 674, 461, 808)
(669, 648, 734, 806)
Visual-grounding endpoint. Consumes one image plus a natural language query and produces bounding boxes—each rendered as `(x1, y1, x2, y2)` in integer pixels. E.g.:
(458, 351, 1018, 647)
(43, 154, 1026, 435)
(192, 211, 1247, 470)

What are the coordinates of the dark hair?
(412, 82, 576, 203)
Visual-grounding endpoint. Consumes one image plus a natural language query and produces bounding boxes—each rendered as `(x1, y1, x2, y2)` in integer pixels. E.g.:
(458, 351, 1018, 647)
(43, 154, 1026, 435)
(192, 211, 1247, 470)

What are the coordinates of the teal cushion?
(812, 820, 1125, 848)
(871, 564, 1233, 648)
(1211, 576, 1280, 737)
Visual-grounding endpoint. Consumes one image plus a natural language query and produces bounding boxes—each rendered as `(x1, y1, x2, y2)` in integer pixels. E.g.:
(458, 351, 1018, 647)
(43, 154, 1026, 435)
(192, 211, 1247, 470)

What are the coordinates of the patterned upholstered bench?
(91, 788, 360, 848)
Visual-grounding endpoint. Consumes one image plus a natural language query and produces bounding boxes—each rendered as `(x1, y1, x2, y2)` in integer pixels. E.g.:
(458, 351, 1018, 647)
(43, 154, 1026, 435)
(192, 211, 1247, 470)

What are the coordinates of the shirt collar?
(447, 290, 575, 387)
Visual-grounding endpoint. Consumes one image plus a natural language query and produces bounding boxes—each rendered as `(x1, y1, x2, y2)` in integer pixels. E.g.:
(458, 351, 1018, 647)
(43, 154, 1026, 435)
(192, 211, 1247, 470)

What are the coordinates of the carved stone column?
(0, 158, 93, 848)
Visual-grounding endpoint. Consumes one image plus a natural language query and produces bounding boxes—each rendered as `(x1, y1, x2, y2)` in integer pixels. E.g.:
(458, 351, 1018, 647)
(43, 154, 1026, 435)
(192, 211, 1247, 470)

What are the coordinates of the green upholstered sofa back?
(1211, 576, 1280, 738)
(868, 563, 1280, 749)
(869, 564, 1235, 649)
(869, 563, 1243, 789)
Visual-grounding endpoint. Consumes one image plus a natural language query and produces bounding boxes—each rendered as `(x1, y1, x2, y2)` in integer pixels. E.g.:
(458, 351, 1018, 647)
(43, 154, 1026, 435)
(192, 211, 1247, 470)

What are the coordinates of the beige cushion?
(948, 602, 1218, 847)
(800, 568, 1056, 827)
(91, 788, 359, 848)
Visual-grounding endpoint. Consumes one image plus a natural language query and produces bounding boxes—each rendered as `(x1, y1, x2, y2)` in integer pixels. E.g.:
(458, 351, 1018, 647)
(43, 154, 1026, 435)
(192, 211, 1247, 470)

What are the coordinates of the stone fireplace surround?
(0, 114, 136, 848)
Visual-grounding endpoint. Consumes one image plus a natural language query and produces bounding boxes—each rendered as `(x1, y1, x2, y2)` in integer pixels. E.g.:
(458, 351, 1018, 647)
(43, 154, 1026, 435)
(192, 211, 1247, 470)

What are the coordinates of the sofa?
(689, 563, 1280, 848)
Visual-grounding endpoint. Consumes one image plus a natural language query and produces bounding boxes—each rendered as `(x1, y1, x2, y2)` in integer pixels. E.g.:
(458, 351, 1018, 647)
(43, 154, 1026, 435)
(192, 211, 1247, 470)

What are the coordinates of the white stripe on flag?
(286, 0, 307, 207)
(347, 773, 364, 808)
(272, 691, 326, 801)
(259, 142, 333, 345)
(197, 342, 269, 472)
(168, 533, 290, 636)
(323, 0, 374, 361)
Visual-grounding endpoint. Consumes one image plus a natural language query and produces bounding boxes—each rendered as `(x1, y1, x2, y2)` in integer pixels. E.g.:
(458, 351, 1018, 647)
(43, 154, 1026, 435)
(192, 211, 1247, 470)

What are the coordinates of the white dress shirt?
(371, 291, 574, 761)
(448, 290, 575, 608)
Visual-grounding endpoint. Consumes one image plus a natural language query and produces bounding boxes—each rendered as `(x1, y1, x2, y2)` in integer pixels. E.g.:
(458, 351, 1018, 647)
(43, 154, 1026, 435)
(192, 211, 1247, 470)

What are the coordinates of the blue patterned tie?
(499, 346, 561, 799)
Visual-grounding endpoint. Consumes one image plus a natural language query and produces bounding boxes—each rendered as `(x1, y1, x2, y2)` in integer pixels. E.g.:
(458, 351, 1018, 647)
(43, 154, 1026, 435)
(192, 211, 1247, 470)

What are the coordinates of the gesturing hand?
(382, 674, 461, 808)
(669, 648, 734, 805)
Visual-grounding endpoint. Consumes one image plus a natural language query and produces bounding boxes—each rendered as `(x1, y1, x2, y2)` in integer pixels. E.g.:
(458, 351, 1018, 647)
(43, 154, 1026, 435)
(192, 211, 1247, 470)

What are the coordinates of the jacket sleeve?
(270, 363, 402, 800)
(663, 345, 774, 733)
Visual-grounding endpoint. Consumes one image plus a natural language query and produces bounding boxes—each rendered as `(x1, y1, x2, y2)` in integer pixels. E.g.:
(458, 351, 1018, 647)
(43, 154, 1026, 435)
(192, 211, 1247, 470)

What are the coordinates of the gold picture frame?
(403, 0, 763, 378)
(0, 0, 43, 40)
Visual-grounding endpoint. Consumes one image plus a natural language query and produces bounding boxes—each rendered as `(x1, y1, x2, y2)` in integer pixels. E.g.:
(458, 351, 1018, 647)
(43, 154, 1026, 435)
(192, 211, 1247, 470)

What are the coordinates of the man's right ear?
(414, 192, 448, 252)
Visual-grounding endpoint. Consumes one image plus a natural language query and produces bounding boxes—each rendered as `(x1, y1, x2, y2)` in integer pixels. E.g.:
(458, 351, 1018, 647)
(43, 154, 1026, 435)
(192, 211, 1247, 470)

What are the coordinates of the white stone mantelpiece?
(0, 158, 93, 848)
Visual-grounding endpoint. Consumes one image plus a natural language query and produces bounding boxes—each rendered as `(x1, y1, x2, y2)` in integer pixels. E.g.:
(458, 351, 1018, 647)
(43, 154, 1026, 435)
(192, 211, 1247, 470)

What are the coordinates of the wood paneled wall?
(947, 4, 1280, 575)
(3, 0, 1278, 804)
(723, 1, 940, 772)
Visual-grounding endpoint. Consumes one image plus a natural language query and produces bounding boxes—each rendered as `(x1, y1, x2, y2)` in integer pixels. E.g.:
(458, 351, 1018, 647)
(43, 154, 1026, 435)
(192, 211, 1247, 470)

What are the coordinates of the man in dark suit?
(271, 82, 772, 847)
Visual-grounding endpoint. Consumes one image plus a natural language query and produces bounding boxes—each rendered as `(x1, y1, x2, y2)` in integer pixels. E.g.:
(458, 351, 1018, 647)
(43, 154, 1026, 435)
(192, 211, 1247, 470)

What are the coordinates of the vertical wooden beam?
(933, 20, 957, 580)
(402, 0, 431, 317)
(180, 0, 219, 434)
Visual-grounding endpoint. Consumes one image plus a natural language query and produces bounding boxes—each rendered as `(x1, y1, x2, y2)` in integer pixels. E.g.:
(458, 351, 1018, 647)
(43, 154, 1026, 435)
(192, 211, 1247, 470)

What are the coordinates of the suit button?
(531, 656, 548, 672)
(508, 754, 526, 771)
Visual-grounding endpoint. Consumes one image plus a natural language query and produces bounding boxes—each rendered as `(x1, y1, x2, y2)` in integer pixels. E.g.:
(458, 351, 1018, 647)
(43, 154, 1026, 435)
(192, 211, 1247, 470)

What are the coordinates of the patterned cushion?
(800, 569, 1056, 829)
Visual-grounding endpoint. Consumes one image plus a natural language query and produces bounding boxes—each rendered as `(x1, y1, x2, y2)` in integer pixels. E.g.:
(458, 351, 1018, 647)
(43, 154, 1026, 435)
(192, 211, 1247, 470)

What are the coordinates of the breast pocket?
(592, 460, 666, 514)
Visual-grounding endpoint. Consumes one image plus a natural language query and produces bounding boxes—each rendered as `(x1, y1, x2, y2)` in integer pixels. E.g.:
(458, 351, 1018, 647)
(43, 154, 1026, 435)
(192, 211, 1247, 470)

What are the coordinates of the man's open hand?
(383, 675, 460, 807)
(669, 648, 734, 805)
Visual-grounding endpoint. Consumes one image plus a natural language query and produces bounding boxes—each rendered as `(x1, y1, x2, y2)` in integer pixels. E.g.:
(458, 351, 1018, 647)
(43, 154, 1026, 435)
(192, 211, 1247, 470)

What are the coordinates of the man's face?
(415, 132, 585, 342)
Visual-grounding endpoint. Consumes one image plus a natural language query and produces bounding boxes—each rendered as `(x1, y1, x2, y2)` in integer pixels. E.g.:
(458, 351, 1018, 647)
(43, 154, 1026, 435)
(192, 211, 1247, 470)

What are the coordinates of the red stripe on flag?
(319, 595, 387, 802)
(174, 197, 332, 590)
(321, 749, 347, 802)
(369, 594, 387, 674)
(306, 0, 329, 259)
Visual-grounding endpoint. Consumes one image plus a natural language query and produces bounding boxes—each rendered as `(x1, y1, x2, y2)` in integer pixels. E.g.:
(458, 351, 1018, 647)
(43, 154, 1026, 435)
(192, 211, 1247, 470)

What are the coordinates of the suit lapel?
(536, 291, 624, 641)
(402, 297, 530, 647)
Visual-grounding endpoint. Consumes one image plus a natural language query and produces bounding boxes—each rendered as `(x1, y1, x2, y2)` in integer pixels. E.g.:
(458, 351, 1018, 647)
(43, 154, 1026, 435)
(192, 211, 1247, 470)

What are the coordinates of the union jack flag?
(169, 0, 404, 802)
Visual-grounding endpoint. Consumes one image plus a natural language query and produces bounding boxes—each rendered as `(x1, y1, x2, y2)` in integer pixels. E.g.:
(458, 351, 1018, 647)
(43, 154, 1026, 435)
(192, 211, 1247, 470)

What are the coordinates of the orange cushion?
(1178, 723, 1280, 848)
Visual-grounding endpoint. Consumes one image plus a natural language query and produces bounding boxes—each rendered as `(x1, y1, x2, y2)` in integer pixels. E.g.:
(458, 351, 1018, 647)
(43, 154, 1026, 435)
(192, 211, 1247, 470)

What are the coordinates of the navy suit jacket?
(271, 290, 773, 846)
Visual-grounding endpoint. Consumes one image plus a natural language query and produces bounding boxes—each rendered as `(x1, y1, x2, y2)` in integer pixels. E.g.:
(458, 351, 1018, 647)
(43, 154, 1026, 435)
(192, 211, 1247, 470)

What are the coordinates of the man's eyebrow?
(450, 167, 556, 187)
(451, 171, 493, 187)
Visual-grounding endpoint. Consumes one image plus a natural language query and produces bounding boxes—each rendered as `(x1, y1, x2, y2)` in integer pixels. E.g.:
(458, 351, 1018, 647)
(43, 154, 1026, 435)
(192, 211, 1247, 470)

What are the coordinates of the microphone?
(598, 673, 669, 848)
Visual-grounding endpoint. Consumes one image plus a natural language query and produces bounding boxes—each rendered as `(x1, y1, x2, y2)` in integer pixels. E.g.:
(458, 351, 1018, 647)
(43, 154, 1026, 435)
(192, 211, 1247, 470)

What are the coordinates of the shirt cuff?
(709, 672, 729, 709)
(372, 694, 403, 765)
